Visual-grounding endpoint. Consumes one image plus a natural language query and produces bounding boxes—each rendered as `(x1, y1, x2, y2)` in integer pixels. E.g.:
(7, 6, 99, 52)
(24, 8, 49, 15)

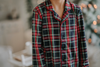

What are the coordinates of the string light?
(81, 3, 87, 8)
(94, 29, 98, 33)
(88, 38, 92, 44)
(88, 4, 92, 8)
(80, 6, 83, 10)
(97, 15, 100, 19)
(93, 21, 97, 25)
(94, 4, 97, 9)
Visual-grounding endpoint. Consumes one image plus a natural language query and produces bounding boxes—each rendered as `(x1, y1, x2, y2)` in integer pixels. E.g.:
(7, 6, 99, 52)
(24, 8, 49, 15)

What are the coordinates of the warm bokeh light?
(88, 38, 92, 44)
(94, 29, 98, 33)
(81, 3, 87, 8)
(93, 21, 97, 25)
(80, 6, 83, 10)
(97, 15, 100, 19)
(94, 4, 97, 9)
(88, 4, 92, 8)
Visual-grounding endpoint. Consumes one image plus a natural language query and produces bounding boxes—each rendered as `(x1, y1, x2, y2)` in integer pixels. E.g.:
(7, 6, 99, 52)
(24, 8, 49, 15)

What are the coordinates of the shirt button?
(62, 58, 65, 61)
(62, 34, 64, 38)
(62, 43, 66, 50)
(62, 53, 66, 61)
(62, 58, 66, 61)
(61, 33, 64, 39)
(62, 44, 65, 50)
(62, 36, 64, 39)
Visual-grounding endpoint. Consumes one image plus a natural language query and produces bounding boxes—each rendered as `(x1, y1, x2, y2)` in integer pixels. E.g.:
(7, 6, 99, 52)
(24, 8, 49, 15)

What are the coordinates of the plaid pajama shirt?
(32, 0, 89, 67)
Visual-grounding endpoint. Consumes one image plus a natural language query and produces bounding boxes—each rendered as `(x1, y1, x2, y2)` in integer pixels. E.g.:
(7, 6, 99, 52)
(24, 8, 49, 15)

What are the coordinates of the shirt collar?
(45, 0, 71, 12)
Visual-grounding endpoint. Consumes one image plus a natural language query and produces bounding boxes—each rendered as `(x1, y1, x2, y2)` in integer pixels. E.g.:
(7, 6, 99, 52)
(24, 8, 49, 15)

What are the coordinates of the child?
(32, 0, 89, 67)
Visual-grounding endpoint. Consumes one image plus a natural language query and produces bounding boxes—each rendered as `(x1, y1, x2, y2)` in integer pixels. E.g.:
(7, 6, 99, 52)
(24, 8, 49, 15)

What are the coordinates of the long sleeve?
(32, 9, 46, 67)
(77, 7, 89, 67)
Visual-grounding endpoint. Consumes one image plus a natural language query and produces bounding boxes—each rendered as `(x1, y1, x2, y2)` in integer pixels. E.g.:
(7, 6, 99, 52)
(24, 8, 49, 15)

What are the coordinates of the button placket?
(62, 34, 65, 39)
(61, 25, 66, 62)
(60, 18, 69, 66)
(59, 11, 69, 67)
(62, 44, 65, 50)
(61, 31, 66, 50)
(62, 53, 66, 61)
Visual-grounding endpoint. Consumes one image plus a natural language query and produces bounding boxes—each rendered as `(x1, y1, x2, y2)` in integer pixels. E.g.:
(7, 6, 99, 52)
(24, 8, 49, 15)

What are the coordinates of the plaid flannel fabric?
(32, 0, 89, 67)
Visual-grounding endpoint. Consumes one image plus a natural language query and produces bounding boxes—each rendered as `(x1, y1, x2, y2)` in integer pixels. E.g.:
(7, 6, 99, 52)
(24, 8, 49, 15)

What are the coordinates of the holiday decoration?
(78, 0, 100, 47)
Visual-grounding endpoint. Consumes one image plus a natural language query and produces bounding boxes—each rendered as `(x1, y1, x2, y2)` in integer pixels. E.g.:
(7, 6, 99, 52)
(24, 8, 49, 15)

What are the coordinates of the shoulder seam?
(33, 7, 43, 20)
(32, 1, 46, 20)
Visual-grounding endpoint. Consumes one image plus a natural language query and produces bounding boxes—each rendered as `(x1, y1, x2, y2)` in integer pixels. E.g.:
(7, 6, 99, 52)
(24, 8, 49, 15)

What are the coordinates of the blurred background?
(0, 0, 100, 67)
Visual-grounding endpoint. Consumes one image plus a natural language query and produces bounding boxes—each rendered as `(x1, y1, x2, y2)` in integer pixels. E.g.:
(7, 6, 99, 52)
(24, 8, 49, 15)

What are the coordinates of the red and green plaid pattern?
(32, 0, 89, 67)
